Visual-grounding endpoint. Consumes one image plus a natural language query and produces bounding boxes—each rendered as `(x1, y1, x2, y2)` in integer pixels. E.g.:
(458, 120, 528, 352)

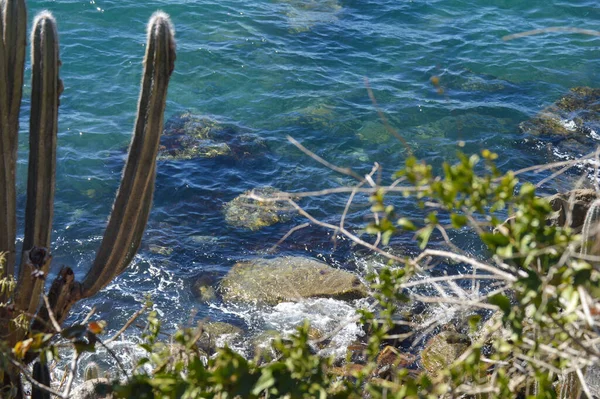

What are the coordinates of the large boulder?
(159, 112, 265, 161)
(220, 257, 368, 305)
(223, 187, 294, 231)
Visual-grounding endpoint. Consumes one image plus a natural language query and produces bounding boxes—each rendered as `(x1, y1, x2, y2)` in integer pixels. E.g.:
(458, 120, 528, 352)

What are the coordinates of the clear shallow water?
(15, 0, 600, 362)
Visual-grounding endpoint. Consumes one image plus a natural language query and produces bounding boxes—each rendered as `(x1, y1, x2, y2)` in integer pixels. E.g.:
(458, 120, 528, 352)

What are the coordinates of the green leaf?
(252, 369, 276, 395)
(489, 294, 511, 317)
(417, 225, 434, 250)
(397, 218, 416, 231)
(481, 232, 510, 248)
(450, 213, 467, 228)
(382, 230, 393, 246)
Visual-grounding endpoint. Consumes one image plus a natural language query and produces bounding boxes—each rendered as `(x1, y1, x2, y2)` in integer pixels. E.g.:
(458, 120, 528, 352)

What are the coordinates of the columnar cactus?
(0, 0, 26, 282)
(0, 0, 176, 392)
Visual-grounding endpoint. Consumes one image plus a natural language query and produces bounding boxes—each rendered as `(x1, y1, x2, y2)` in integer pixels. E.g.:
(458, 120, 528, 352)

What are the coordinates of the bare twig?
(364, 78, 412, 156)
(98, 338, 129, 377)
(268, 222, 311, 253)
(82, 307, 96, 324)
(106, 302, 150, 344)
(42, 294, 62, 333)
(63, 352, 80, 398)
(287, 136, 363, 181)
(503, 26, 600, 41)
(9, 358, 65, 398)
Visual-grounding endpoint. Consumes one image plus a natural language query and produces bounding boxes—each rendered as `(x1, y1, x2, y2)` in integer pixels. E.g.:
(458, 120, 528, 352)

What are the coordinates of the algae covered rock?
(520, 87, 600, 137)
(420, 331, 470, 376)
(159, 112, 265, 161)
(223, 187, 294, 231)
(220, 256, 368, 305)
(192, 273, 219, 303)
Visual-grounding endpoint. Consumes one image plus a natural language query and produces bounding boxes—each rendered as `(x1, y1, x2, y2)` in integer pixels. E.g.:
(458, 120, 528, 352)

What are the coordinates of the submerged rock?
(223, 187, 294, 231)
(159, 112, 265, 161)
(192, 273, 220, 303)
(520, 87, 600, 137)
(356, 121, 393, 144)
(420, 330, 470, 376)
(220, 256, 368, 305)
(274, 0, 342, 33)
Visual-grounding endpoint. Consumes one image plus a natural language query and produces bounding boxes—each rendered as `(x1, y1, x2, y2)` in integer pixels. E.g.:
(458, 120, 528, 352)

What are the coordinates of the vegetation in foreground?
(2, 148, 599, 398)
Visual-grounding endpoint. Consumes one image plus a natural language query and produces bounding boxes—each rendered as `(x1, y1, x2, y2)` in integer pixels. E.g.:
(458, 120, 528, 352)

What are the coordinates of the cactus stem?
(0, 0, 26, 278)
(81, 12, 175, 297)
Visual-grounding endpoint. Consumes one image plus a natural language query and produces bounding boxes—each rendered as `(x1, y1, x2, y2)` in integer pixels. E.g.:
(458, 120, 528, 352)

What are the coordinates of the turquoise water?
(17, 0, 599, 339)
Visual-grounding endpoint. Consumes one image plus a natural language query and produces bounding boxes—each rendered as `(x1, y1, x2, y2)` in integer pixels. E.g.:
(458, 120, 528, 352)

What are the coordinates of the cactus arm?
(31, 361, 51, 399)
(81, 12, 175, 297)
(22, 11, 59, 253)
(31, 266, 81, 333)
(9, 12, 59, 345)
(118, 160, 156, 275)
(0, 0, 26, 277)
(4, 0, 26, 143)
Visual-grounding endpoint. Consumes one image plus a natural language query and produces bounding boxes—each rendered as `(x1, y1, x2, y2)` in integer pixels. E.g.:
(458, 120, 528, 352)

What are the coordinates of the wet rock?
(70, 378, 113, 399)
(159, 112, 265, 161)
(192, 273, 219, 303)
(198, 322, 243, 354)
(223, 187, 294, 231)
(546, 189, 600, 229)
(251, 330, 281, 363)
(283, 103, 340, 131)
(376, 346, 416, 378)
(414, 113, 514, 140)
(420, 331, 470, 376)
(148, 244, 173, 256)
(356, 121, 393, 144)
(519, 87, 600, 138)
(220, 256, 368, 305)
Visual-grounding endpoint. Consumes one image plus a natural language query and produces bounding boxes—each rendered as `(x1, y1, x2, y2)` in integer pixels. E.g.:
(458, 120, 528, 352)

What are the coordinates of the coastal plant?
(0, 0, 175, 396)
(90, 148, 598, 399)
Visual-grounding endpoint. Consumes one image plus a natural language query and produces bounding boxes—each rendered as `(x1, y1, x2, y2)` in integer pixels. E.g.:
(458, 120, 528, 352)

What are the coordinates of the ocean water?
(15, 0, 599, 368)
